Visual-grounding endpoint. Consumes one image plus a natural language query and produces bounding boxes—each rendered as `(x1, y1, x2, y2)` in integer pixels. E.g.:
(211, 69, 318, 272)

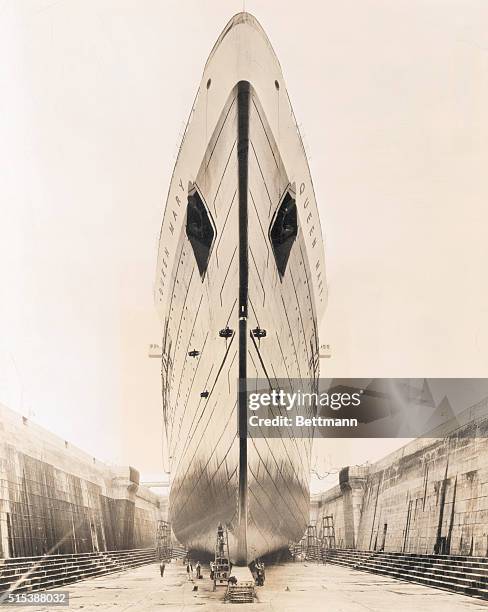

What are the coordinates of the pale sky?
(1, 1, 487, 487)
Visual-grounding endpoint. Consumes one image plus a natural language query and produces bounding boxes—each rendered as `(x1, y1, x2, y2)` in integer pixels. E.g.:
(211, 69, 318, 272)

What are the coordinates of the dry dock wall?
(0, 404, 166, 558)
(311, 401, 488, 556)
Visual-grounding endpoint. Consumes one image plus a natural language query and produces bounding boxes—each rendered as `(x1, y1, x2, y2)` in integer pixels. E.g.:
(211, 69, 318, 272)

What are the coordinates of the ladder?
(212, 524, 230, 590)
(305, 524, 320, 561)
(321, 515, 336, 562)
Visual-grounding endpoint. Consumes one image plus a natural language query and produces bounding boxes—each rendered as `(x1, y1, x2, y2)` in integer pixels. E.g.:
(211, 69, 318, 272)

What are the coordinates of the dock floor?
(12, 559, 488, 611)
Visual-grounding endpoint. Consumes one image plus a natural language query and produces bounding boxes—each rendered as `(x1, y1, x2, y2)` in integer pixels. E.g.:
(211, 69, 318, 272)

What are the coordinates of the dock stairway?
(326, 549, 488, 600)
(0, 548, 156, 596)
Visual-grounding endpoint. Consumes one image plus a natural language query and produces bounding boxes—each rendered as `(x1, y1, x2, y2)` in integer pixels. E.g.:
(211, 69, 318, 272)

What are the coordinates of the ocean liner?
(155, 13, 326, 565)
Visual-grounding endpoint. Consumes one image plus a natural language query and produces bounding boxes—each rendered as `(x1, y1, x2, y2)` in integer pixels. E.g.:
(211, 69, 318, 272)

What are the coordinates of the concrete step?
(360, 560, 481, 585)
(0, 549, 156, 595)
(325, 550, 488, 599)
(0, 548, 155, 566)
(332, 551, 488, 569)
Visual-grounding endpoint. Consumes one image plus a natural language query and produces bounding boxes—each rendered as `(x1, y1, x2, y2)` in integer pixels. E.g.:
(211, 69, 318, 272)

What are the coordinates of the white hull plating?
(155, 13, 326, 565)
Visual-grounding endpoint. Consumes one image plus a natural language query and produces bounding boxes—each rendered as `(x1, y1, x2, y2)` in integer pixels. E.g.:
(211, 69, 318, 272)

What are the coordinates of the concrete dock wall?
(0, 404, 165, 558)
(312, 401, 488, 556)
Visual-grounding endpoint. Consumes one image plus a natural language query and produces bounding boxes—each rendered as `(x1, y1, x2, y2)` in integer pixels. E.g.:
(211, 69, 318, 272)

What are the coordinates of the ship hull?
(156, 14, 326, 565)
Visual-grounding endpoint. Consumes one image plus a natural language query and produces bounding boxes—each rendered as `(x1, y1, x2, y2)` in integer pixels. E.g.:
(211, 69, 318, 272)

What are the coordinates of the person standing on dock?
(195, 561, 201, 579)
(186, 562, 193, 580)
(160, 561, 165, 577)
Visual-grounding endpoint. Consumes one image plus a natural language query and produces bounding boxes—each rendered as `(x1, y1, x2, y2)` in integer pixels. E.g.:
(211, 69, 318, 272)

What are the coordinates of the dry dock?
(11, 560, 487, 611)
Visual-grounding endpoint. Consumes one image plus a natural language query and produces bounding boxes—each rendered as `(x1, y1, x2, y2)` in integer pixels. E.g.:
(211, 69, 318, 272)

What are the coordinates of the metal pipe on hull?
(237, 80, 250, 565)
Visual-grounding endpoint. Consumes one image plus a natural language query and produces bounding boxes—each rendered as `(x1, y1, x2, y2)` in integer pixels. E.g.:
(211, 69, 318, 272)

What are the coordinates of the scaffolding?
(156, 520, 172, 560)
(211, 523, 231, 590)
(290, 519, 336, 563)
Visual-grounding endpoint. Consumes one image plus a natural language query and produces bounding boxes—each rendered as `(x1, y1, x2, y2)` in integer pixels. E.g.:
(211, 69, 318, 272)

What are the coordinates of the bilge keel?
(155, 13, 326, 565)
